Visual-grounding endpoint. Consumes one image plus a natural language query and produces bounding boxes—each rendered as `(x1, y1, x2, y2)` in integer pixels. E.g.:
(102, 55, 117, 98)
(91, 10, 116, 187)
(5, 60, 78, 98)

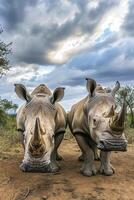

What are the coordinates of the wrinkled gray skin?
(78, 84, 107, 162)
(15, 84, 67, 173)
(68, 78, 127, 176)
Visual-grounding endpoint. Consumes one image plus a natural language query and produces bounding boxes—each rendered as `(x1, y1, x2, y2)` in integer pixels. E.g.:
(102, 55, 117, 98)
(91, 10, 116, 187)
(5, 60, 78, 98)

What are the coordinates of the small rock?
(41, 195, 48, 200)
(2, 155, 9, 160)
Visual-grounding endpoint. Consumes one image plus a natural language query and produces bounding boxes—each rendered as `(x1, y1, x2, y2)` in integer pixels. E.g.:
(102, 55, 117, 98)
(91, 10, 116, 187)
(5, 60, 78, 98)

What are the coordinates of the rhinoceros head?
(15, 84, 65, 172)
(84, 78, 127, 151)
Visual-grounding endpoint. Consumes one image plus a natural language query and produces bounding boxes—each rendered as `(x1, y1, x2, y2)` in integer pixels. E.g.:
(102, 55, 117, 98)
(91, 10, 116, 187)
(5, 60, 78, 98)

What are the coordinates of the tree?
(0, 28, 15, 126)
(116, 86, 134, 128)
(0, 98, 18, 126)
(0, 28, 12, 76)
(0, 98, 18, 113)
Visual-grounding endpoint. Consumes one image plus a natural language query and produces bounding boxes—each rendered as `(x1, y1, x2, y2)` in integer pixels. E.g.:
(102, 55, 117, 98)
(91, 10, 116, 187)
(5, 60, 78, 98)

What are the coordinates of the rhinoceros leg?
(51, 132, 64, 171)
(56, 153, 63, 161)
(55, 132, 64, 161)
(75, 133, 96, 176)
(78, 153, 85, 161)
(99, 151, 115, 176)
(78, 147, 100, 161)
(93, 147, 100, 161)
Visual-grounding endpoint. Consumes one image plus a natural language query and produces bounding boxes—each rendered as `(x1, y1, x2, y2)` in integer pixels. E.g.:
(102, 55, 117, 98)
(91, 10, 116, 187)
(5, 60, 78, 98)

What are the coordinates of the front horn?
(31, 118, 41, 145)
(110, 100, 126, 133)
(29, 118, 45, 156)
(111, 81, 120, 97)
(115, 100, 126, 128)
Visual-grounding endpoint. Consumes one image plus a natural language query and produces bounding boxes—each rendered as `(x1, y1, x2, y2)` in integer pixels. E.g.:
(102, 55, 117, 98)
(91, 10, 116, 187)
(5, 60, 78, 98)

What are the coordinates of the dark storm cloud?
(122, 0, 134, 37)
(0, 0, 38, 31)
(64, 69, 134, 87)
(61, 76, 86, 87)
(95, 68, 134, 83)
(55, 66, 134, 88)
(40, 35, 134, 87)
(0, 0, 119, 65)
(68, 45, 120, 71)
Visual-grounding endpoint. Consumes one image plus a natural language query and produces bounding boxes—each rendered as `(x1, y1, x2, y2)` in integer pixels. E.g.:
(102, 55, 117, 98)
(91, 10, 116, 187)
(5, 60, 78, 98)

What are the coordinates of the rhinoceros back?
(68, 96, 89, 135)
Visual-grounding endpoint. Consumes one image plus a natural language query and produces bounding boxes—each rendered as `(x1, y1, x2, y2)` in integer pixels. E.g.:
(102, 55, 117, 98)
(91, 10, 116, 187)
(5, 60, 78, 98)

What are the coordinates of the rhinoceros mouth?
(20, 162, 57, 173)
(97, 139, 127, 151)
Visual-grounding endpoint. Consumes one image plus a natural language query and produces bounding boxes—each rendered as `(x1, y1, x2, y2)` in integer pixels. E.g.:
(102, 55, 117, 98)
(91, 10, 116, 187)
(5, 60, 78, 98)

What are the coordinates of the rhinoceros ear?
(86, 78, 97, 97)
(14, 84, 32, 102)
(50, 87, 65, 104)
(111, 81, 120, 97)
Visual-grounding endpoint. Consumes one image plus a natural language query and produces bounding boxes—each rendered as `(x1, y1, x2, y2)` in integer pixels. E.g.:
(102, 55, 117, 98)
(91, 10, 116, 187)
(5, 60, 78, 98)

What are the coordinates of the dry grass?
(0, 117, 133, 153)
(0, 116, 19, 152)
(125, 126, 134, 144)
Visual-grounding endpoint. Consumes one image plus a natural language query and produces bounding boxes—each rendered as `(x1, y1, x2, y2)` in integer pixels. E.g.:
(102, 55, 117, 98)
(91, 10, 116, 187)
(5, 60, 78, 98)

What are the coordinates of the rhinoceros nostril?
(32, 143, 41, 149)
(100, 140, 105, 145)
(29, 142, 46, 158)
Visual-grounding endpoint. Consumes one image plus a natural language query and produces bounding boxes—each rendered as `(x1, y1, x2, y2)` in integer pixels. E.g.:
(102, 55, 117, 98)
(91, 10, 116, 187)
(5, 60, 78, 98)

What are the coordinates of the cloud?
(0, 0, 134, 110)
(122, 0, 134, 37)
(0, 0, 38, 30)
(0, 0, 121, 66)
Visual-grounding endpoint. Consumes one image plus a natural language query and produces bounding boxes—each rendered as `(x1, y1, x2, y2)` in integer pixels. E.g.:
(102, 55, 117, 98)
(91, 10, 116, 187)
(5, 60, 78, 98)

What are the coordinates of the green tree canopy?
(0, 98, 18, 125)
(0, 28, 12, 76)
(116, 86, 134, 128)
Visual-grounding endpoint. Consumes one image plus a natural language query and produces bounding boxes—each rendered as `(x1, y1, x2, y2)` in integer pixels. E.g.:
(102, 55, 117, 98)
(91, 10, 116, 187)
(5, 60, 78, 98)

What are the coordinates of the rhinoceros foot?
(49, 162, 60, 173)
(78, 153, 100, 162)
(78, 153, 85, 161)
(80, 164, 97, 177)
(99, 164, 115, 176)
(56, 153, 63, 161)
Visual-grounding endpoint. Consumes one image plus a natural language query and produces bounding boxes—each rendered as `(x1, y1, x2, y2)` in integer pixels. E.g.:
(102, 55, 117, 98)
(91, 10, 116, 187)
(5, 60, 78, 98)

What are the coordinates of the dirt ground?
(0, 139, 134, 200)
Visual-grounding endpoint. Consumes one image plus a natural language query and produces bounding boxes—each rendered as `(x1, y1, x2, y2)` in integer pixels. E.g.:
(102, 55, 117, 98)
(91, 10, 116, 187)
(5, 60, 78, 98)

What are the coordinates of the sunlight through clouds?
(0, 0, 133, 109)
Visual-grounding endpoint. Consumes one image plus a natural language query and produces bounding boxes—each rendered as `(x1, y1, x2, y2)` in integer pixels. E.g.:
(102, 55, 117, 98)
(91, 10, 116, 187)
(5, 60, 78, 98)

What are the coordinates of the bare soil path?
(0, 139, 134, 200)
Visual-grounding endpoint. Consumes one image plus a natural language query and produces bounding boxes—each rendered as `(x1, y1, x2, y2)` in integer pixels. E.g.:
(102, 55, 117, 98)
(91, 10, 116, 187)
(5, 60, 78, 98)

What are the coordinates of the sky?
(0, 0, 134, 110)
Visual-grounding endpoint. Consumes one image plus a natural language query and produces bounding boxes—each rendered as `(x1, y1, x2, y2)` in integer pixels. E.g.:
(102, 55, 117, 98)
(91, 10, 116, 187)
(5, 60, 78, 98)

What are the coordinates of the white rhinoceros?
(68, 78, 127, 176)
(15, 84, 67, 172)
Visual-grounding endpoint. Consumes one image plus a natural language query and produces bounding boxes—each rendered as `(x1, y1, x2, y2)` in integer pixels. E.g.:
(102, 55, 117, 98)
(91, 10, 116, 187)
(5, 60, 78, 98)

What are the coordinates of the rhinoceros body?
(15, 84, 67, 172)
(68, 78, 127, 176)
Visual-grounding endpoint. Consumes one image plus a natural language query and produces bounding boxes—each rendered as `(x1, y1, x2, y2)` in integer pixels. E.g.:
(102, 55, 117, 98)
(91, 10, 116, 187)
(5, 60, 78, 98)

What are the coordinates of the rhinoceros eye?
(17, 128, 25, 132)
(93, 118, 96, 123)
(92, 118, 99, 128)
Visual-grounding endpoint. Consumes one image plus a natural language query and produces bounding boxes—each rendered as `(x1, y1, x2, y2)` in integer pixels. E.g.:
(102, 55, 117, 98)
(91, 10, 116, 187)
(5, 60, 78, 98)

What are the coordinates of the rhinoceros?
(15, 84, 67, 172)
(78, 83, 106, 162)
(68, 78, 127, 176)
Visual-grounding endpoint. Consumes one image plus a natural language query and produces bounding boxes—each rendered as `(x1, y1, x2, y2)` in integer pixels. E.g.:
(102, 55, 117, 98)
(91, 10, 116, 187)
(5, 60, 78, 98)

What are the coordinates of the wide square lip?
(97, 139, 127, 151)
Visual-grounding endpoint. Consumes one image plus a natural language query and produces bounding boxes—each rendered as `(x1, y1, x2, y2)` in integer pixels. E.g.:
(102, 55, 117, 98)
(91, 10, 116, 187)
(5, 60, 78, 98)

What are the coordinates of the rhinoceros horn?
(31, 118, 42, 146)
(111, 81, 120, 97)
(115, 100, 126, 128)
(110, 101, 126, 133)
(29, 118, 45, 157)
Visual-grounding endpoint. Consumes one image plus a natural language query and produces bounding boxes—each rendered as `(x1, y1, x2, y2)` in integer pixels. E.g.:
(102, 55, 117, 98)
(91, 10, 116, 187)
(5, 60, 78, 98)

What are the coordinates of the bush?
(0, 115, 19, 152)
